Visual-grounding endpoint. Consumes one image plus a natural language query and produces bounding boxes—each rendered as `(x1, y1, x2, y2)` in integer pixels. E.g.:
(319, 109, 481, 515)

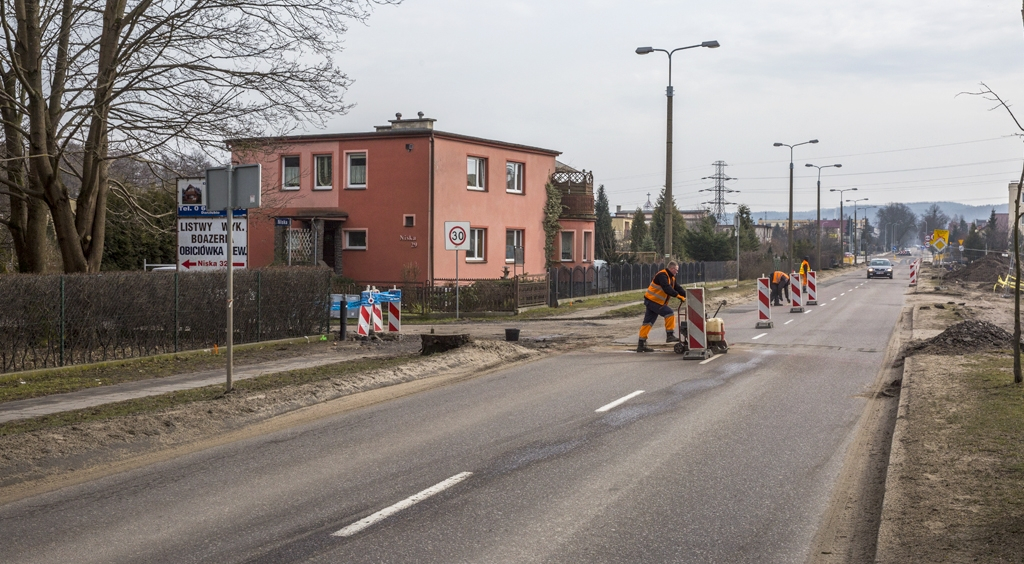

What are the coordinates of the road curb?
(873, 311, 916, 563)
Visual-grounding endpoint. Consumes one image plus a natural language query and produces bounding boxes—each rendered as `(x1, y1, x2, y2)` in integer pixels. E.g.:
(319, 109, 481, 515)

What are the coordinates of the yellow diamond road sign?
(933, 238, 946, 252)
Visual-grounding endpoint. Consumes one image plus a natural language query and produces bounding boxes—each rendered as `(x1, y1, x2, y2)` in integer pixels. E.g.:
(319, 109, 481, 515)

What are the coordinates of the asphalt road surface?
(0, 268, 908, 564)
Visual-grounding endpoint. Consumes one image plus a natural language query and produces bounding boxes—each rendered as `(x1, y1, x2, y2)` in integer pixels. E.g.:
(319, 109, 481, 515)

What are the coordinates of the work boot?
(636, 338, 654, 353)
(665, 330, 676, 343)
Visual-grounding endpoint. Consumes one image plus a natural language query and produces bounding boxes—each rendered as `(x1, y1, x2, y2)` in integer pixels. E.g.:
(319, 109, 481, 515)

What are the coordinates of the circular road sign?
(449, 226, 466, 247)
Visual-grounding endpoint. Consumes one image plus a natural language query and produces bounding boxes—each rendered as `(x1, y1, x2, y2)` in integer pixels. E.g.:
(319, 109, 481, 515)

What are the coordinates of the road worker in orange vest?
(637, 261, 686, 353)
(770, 270, 790, 306)
(799, 256, 811, 292)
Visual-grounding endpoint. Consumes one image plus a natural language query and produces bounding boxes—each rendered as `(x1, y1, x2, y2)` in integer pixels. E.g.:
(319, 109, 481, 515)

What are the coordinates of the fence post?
(257, 270, 262, 342)
(59, 275, 65, 367)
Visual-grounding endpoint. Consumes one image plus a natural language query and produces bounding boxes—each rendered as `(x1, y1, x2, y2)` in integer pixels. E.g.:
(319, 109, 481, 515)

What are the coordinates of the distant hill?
(745, 201, 1009, 223)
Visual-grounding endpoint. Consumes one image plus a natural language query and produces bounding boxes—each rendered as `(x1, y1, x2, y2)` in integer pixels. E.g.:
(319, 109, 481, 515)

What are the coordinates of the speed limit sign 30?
(444, 221, 471, 251)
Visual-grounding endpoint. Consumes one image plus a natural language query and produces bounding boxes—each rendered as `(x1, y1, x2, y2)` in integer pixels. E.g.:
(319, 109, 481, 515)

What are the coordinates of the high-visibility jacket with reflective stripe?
(800, 260, 810, 276)
(645, 269, 679, 306)
(772, 271, 789, 284)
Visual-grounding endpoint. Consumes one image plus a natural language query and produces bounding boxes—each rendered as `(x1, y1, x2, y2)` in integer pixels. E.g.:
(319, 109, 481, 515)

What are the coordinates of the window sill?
(345, 185, 367, 190)
(282, 186, 300, 191)
(313, 186, 333, 191)
(466, 187, 486, 192)
(343, 247, 367, 251)
(506, 190, 523, 195)
(466, 259, 485, 263)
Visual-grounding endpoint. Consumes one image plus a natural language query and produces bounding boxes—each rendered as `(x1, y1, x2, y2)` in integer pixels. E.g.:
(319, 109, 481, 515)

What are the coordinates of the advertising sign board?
(177, 213, 248, 271)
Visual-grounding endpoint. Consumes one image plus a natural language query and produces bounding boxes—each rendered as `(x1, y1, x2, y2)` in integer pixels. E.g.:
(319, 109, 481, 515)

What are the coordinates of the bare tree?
(0, 0, 397, 273)
(960, 76, 1024, 384)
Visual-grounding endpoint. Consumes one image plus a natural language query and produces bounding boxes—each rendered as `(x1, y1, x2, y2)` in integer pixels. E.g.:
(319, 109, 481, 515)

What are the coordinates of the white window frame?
(346, 151, 367, 189)
(282, 156, 300, 191)
(403, 214, 415, 227)
(467, 156, 486, 191)
(343, 229, 367, 250)
(506, 161, 524, 194)
(506, 229, 524, 263)
(560, 231, 574, 262)
(466, 228, 486, 261)
(314, 154, 333, 191)
(583, 231, 592, 262)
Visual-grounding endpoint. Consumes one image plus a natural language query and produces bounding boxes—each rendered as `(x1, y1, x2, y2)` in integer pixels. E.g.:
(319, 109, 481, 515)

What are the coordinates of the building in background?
(229, 114, 596, 282)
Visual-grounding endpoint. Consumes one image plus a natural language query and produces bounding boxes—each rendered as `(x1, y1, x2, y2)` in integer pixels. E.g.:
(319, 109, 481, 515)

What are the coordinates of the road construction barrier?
(806, 270, 818, 305)
(357, 304, 371, 336)
(790, 271, 804, 313)
(756, 277, 773, 328)
(388, 302, 401, 332)
(909, 260, 918, 286)
(683, 288, 712, 360)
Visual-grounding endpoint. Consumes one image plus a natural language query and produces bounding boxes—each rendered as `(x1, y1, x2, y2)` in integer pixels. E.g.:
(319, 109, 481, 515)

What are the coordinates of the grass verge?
(0, 340, 333, 403)
(0, 353, 420, 437)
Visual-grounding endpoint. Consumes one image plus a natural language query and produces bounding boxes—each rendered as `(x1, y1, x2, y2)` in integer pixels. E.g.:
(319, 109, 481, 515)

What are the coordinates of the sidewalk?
(0, 350, 392, 424)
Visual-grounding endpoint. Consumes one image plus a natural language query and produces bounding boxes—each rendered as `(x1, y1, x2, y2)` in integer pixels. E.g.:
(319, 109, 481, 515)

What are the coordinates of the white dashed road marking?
(597, 390, 645, 413)
(333, 472, 474, 537)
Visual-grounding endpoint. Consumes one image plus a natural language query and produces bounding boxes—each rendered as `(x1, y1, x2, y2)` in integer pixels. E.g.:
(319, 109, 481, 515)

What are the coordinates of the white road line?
(831, 297, 837, 301)
(785, 319, 794, 325)
(700, 355, 720, 365)
(820, 302, 828, 307)
(840, 293, 845, 296)
(803, 309, 812, 314)
(332, 472, 473, 537)
(596, 390, 645, 412)
(752, 332, 767, 340)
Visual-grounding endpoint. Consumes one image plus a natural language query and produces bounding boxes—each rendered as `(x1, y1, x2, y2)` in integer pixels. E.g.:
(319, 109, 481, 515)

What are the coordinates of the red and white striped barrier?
(806, 271, 818, 305)
(357, 305, 371, 336)
(756, 277, 773, 328)
(683, 288, 712, 359)
(790, 271, 804, 313)
(371, 303, 384, 333)
(388, 301, 401, 332)
(909, 260, 918, 286)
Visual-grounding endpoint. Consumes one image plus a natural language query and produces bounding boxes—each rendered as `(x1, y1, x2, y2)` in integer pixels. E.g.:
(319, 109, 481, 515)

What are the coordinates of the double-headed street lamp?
(847, 197, 869, 262)
(773, 139, 818, 273)
(805, 163, 841, 273)
(636, 40, 720, 259)
(830, 187, 858, 256)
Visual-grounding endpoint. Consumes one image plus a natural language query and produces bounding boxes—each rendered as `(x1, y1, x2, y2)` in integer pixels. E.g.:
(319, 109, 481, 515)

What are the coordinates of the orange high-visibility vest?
(772, 271, 789, 284)
(644, 269, 676, 306)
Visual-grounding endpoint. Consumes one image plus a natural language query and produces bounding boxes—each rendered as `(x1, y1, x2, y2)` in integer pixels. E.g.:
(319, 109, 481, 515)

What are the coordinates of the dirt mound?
(944, 254, 1010, 282)
(905, 320, 1016, 356)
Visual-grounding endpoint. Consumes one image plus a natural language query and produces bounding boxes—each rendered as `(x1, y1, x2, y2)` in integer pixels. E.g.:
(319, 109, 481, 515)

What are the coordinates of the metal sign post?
(207, 163, 262, 393)
(444, 221, 471, 319)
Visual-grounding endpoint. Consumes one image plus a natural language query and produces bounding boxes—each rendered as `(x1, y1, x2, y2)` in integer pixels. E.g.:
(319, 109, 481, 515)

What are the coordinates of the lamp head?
(834, 164, 842, 168)
(635, 46, 654, 55)
(773, 142, 784, 147)
(702, 40, 720, 48)
(809, 139, 819, 144)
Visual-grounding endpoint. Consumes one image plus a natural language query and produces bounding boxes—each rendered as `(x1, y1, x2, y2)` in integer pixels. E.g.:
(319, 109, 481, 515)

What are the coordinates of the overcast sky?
(319, 0, 1024, 218)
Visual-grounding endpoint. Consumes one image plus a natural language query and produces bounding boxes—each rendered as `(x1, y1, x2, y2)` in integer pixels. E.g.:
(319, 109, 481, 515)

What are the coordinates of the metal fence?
(548, 261, 732, 301)
(0, 268, 331, 374)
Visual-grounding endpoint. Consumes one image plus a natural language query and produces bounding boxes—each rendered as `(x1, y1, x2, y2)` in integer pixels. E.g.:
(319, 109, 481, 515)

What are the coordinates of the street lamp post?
(805, 163, 841, 272)
(830, 187, 858, 258)
(847, 197, 869, 263)
(637, 40, 720, 259)
(774, 139, 818, 274)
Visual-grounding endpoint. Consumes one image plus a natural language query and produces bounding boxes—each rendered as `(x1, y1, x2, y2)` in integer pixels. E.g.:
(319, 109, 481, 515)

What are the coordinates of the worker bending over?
(637, 261, 686, 353)
(770, 271, 790, 306)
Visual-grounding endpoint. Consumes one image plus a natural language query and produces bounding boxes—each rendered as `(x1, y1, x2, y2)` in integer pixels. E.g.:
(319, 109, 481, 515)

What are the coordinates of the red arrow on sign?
(232, 262, 244, 267)
(182, 260, 196, 269)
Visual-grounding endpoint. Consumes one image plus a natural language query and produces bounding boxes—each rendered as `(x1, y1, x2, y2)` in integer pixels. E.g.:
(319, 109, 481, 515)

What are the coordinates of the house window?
(282, 156, 300, 190)
(347, 152, 367, 189)
(506, 229, 524, 262)
(583, 231, 592, 262)
(560, 231, 574, 261)
(467, 228, 485, 261)
(314, 155, 332, 190)
(404, 215, 415, 227)
(467, 157, 486, 191)
(506, 162, 524, 193)
(343, 229, 367, 250)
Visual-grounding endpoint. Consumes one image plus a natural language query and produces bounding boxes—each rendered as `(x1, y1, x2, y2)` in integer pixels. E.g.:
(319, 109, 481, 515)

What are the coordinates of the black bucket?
(505, 328, 520, 342)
